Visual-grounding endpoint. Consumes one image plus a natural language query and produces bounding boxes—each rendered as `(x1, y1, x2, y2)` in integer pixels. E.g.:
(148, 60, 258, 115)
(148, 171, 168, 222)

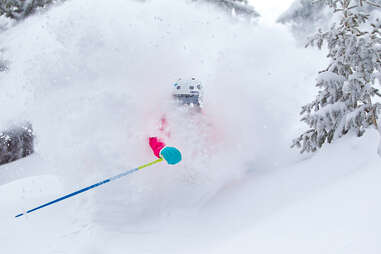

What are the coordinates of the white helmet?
(172, 78, 203, 107)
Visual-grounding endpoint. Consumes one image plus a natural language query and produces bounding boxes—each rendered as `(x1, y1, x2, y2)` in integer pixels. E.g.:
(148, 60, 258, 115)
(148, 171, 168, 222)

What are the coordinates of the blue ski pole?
(15, 158, 163, 218)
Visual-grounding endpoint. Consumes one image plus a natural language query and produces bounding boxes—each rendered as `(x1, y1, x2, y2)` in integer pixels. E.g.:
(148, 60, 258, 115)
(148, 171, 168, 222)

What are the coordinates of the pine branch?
(0, 5, 15, 19)
(364, 0, 381, 8)
(318, 64, 333, 74)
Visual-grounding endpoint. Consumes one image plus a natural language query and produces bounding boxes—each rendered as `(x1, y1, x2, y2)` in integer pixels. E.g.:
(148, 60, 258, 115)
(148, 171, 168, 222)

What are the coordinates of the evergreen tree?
(0, 0, 59, 20)
(278, 0, 381, 40)
(292, 0, 381, 153)
(277, 0, 327, 39)
(0, 122, 34, 166)
(192, 0, 259, 18)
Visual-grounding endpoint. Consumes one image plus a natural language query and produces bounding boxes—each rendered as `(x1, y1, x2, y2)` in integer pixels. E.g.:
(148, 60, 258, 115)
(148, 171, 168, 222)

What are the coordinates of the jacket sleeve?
(149, 137, 166, 158)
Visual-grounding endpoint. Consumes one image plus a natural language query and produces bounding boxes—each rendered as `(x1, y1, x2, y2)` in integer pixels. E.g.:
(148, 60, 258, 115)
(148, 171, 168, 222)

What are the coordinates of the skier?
(148, 78, 203, 165)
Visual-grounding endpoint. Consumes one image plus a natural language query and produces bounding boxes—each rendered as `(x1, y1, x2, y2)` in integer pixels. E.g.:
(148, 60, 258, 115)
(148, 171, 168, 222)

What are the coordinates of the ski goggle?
(173, 94, 201, 106)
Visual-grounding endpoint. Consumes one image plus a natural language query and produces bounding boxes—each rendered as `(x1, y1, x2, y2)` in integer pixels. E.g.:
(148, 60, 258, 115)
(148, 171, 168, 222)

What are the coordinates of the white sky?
(248, 0, 296, 24)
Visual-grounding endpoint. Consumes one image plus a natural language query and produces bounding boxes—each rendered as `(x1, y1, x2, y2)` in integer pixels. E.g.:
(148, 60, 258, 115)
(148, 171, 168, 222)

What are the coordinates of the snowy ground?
(0, 0, 380, 253)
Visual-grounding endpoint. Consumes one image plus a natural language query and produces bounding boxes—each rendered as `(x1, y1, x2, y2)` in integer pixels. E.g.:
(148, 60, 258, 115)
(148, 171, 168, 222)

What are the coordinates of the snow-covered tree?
(192, 0, 260, 19)
(277, 0, 327, 39)
(0, 122, 34, 166)
(292, 0, 381, 153)
(0, 0, 60, 20)
(278, 0, 381, 40)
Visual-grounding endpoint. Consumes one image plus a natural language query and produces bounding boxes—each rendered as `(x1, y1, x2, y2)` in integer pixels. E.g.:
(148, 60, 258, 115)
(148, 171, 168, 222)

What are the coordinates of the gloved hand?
(160, 146, 182, 165)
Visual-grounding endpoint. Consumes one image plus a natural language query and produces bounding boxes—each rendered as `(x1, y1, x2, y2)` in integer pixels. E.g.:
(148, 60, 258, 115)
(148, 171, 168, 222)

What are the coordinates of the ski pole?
(15, 158, 163, 218)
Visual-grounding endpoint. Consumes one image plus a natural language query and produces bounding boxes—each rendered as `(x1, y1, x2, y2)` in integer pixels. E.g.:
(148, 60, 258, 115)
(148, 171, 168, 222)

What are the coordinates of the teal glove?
(160, 146, 182, 165)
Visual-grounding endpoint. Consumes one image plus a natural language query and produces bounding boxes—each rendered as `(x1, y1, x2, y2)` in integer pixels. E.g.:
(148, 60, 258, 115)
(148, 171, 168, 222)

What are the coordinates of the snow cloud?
(0, 0, 325, 223)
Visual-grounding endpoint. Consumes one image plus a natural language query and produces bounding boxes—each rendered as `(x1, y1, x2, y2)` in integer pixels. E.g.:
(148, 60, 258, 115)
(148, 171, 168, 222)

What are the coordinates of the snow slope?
(0, 0, 380, 253)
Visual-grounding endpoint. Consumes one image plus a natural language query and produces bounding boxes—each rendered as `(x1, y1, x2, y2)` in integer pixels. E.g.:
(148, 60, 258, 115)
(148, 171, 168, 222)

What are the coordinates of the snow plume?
(0, 0, 324, 225)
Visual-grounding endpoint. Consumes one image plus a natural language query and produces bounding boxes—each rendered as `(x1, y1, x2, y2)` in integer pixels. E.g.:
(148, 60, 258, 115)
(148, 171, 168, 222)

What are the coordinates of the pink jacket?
(149, 116, 168, 158)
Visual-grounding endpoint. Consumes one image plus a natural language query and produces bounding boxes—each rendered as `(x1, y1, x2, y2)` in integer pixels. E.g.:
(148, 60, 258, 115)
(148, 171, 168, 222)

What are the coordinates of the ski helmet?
(172, 78, 203, 107)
